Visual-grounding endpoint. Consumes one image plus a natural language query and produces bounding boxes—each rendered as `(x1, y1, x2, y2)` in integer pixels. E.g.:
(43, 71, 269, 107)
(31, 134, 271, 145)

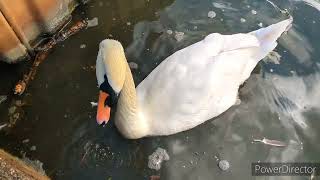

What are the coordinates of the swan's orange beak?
(96, 91, 111, 125)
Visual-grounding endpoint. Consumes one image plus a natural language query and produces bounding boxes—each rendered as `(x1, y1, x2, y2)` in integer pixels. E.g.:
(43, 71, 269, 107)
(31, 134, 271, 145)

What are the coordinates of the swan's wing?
(136, 19, 291, 136)
(136, 33, 261, 136)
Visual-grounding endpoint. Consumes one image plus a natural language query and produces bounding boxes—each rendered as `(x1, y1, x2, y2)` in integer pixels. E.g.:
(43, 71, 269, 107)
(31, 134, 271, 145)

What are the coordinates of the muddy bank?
(0, 149, 49, 180)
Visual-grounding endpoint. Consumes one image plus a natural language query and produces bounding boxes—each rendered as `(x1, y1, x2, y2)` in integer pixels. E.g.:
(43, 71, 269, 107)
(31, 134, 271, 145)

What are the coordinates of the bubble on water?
(208, 11, 217, 18)
(240, 18, 246, 23)
(218, 160, 230, 171)
(87, 17, 99, 28)
(251, 9, 257, 15)
(148, 148, 170, 171)
(174, 31, 185, 42)
(166, 29, 173, 35)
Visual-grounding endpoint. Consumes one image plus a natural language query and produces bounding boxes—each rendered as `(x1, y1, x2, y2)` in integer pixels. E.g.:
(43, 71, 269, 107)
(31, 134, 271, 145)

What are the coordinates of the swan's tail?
(251, 17, 293, 44)
(250, 17, 293, 60)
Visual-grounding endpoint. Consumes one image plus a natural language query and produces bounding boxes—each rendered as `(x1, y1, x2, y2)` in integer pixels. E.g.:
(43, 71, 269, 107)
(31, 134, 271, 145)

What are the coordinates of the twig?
(14, 20, 88, 95)
(253, 137, 287, 147)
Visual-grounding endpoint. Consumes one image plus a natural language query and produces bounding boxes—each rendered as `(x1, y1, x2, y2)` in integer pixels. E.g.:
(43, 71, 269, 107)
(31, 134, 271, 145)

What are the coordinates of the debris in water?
(129, 62, 138, 70)
(0, 95, 7, 104)
(270, 68, 274, 73)
(90, 102, 98, 107)
(30, 146, 36, 151)
(80, 44, 86, 49)
(218, 160, 230, 171)
(240, 18, 246, 23)
(193, 26, 198, 30)
(253, 137, 287, 147)
(166, 29, 173, 35)
(212, 2, 237, 11)
(258, 22, 263, 27)
(14, 20, 87, 95)
(87, 17, 99, 28)
(251, 9, 257, 15)
(235, 98, 241, 105)
(0, 123, 7, 131)
(208, 11, 217, 18)
(126, 22, 131, 26)
(266, 51, 281, 64)
(22, 139, 30, 143)
(148, 148, 170, 171)
(174, 31, 184, 42)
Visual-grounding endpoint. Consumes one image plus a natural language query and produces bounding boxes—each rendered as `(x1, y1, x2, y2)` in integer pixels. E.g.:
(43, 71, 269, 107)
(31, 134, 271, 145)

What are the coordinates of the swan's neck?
(115, 64, 149, 139)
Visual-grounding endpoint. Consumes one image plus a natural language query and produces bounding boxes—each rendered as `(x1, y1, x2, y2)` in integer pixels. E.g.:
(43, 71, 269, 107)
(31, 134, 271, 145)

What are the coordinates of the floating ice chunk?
(212, 2, 237, 11)
(87, 17, 99, 28)
(90, 102, 98, 107)
(129, 62, 138, 69)
(166, 29, 173, 35)
(80, 44, 86, 49)
(148, 148, 170, 170)
(240, 18, 246, 23)
(208, 11, 216, 18)
(218, 160, 230, 171)
(174, 31, 184, 42)
(251, 9, 257, 15)
(0, 95, 7, 104)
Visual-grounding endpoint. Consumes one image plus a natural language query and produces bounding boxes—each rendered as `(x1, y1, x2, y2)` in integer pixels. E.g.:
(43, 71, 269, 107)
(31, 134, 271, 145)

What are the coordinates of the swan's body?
(96, 18, 292, 139)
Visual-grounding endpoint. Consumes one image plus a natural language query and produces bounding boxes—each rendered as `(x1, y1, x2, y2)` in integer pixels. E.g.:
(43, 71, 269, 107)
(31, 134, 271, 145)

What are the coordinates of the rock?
(218, 160, 230, 171)
(208, 11, 216, 18)
(87, 17, 99, 28)
(148, 148, 170, 171)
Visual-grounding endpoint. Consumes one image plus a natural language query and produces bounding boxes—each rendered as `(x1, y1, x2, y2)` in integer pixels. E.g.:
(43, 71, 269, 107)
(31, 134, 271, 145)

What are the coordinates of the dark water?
(0, 0, 320, 179)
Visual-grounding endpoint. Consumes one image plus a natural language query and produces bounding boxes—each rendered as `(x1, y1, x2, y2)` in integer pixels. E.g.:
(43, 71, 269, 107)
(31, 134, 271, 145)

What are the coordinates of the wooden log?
(0, 149, 50, 180)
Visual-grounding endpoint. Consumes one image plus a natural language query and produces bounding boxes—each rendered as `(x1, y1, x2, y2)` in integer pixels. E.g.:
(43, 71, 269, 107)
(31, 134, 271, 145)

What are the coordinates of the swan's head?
(96, 39, 127, 125)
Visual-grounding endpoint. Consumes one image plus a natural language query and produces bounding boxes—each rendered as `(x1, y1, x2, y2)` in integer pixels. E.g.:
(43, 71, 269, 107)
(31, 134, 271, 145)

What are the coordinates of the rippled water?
(0, 0, 320, 179)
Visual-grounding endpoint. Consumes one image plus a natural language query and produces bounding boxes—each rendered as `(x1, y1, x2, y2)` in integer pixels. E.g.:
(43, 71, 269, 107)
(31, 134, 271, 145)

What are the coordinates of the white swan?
(96, 18, 292, 139)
